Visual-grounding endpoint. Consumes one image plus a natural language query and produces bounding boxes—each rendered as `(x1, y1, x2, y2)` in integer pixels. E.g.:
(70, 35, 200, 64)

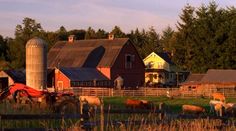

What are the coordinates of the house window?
(125, 54, 135, 69)
(157, 62, 162, 68)
(146, 62, 154, 68)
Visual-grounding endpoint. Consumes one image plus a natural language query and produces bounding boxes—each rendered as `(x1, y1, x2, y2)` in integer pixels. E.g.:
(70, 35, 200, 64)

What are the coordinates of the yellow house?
(143, 52, 185, 87)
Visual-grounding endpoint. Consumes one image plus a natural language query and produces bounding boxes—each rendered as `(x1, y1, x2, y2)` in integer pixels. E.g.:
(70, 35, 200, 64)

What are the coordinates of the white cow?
(209, 100, 224, 114)
(79, 96, 102, 118)
(79, 96, 102, 106)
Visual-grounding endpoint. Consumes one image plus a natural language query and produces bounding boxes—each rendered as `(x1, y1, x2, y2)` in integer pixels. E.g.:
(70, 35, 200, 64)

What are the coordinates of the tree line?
(0, 2, 235, 73)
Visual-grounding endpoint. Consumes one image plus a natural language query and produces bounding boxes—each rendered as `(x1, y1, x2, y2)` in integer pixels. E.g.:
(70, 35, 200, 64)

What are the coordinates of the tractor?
(0, 83, 81, 114)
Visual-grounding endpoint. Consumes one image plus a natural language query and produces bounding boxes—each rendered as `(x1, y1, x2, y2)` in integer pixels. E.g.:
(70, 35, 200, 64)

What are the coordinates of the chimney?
(68, 35, 75, 43)
(108, 33, 114, 40)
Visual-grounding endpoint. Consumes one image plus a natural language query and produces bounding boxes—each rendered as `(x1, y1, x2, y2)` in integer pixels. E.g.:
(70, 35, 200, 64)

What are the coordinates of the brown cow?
(212, 93, 225, 102)
(182, 105, 205, 115)
(125, 99, 154, 109)
(125, 99, 144, 109)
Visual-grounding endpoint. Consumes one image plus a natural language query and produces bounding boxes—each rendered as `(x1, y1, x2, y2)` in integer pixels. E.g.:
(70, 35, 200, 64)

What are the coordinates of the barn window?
(125, 54, 135, 69)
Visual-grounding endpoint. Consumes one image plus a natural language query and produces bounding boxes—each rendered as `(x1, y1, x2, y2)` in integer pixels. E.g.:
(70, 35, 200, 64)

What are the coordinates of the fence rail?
(63, 87, 236, 98)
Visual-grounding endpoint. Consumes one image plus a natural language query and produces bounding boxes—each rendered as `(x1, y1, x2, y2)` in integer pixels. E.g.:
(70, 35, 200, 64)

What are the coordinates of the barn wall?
(54, 69, 70, 90)
(112, 41, 145, 87)
(97, 67, 111, 79)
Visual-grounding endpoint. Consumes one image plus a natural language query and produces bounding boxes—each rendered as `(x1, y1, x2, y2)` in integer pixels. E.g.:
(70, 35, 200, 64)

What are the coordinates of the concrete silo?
(26, 37, 47, 90)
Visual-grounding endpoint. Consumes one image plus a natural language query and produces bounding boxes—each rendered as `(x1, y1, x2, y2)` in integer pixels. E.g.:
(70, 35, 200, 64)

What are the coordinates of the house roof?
(156, 52, 174, 65)
(4, 70, 26, 83)
(59, 67, 109, 81)
(143, 52, 174, 65)
(47, 38, 129, 68)
(201, 69, 236, 84)
(180, 74, 205, 85)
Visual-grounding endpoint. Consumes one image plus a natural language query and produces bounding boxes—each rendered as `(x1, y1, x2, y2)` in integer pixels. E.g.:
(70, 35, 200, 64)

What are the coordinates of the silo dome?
(26, 37, 47, 91)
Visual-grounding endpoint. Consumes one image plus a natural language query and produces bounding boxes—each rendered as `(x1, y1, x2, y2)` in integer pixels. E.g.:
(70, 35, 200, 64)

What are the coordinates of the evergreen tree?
(8, 17, 44, 69)
(111, 26, 126, 38)
(85, 27, 96, 39)
(96, 29, 108, 39)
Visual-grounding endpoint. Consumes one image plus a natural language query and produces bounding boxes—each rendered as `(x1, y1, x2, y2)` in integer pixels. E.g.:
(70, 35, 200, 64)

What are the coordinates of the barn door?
(0, 77, 8, 92)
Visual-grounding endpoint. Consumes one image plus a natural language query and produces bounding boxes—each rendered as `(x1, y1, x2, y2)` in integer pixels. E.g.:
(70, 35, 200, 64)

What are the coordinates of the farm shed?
(200, 69, 236, 93)
(47, 35, 145, 88)
(54, 67, 110, 91)
(0, 70, 25, 91)
(180, 74, 205, 93)
(180, 69, 236, 96)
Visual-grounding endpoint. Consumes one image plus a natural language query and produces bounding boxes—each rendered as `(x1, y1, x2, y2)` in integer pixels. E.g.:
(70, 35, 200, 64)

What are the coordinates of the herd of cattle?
(79, 93, 236, 118)
(182, 93, 236, 117)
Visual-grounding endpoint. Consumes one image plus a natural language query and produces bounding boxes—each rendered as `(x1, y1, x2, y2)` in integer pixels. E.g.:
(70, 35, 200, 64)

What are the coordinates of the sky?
(0, 0, 236, 38)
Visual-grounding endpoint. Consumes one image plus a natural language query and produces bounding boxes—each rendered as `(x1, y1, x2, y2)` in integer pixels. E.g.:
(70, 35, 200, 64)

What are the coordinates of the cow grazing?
(140, 100, 155, 110)
(79, 96, 102, 119)
(125, 99, 143, 109)
(125, 99, 146, 109)
(182, 105, 205, 115)
(79, 96, 102, 106)
(209, 100, 224, 113)
(224, 103, 236, 116)
(125, 99, 154, 110)
(214, 103, 224, 117)
(211, 93, 226, 102)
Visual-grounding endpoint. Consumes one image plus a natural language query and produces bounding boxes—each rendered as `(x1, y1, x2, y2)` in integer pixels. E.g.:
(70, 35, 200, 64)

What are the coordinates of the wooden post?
(145, 88, 146, 97)
(100, 99, 104, 131)
(79, 99, 83, 122)
(158, 103, 165, 120)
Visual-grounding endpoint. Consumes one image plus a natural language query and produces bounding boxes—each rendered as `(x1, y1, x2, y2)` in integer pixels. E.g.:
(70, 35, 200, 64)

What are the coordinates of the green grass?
(0, 96, 235, 129)
(103, 96, 236, 113)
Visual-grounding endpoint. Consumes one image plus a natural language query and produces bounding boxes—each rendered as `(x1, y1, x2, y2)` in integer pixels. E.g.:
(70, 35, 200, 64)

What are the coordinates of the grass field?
(0, 96, 235, 130)
(103, 96, 236, 113)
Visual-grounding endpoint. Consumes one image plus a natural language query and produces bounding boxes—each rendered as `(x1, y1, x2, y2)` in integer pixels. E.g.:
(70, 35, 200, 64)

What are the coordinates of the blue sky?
(0, 0, 235, 38)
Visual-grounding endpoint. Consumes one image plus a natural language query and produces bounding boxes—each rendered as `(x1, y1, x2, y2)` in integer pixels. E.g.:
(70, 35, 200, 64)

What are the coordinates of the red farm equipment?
(0, 83, 81, 114)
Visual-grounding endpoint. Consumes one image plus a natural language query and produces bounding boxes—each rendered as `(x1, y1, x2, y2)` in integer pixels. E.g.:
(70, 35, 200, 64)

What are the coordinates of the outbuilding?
(0, 70, 25, 91)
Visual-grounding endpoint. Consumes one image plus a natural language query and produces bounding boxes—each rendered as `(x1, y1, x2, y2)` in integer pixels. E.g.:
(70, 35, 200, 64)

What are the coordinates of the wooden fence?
(62, 87, 236, 98)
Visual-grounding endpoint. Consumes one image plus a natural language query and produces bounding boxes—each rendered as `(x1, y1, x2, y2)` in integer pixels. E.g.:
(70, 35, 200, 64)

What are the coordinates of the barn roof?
(4, 70, 26, 83)
(59, 67, 109, 81)
(47, 38, 129, 68)
(180, 74, 205, 85)
(201, 69, 236, 84)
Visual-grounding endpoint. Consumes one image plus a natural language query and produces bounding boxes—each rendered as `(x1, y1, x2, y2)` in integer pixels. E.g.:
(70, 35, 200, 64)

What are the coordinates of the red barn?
(47, 35, 145, 88)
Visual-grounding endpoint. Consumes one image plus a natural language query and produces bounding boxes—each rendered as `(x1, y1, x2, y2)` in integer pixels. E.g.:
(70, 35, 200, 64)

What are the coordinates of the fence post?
(144, 88, 146, 97)
(100, 99, 104, 131)
(112, 88, 114, 97)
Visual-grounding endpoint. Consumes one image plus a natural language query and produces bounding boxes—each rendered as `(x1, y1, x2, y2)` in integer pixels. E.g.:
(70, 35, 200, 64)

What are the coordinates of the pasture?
(0, 96, 235, 130)
(103, 96, 236, 113)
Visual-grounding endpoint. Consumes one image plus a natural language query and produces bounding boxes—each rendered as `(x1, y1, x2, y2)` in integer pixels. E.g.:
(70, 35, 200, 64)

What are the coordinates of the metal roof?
(47, 38, 129, 68)
(201, 69, 236, 84)
(59, 67, 109, 81)
(4, 70, 26, 83)
(180, 74, 205, 85)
